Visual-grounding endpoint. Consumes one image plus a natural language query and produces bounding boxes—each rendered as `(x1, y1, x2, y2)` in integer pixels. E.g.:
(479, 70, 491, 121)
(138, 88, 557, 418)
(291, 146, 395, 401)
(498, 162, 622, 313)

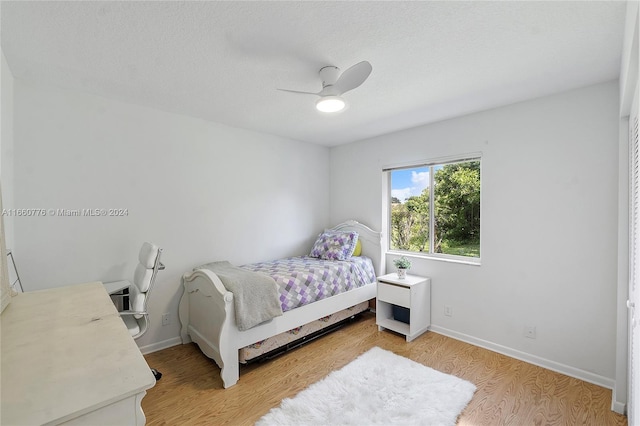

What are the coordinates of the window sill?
(387, 251, 481, 266)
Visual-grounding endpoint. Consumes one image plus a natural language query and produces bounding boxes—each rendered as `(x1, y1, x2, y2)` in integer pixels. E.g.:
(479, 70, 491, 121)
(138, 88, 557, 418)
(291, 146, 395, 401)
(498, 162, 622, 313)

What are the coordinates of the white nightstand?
(376, 273, 431, 342)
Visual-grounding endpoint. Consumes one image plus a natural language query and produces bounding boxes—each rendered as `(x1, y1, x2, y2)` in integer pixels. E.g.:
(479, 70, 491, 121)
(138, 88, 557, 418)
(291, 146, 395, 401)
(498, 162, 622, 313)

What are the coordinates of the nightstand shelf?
(376, 273, 431, 342)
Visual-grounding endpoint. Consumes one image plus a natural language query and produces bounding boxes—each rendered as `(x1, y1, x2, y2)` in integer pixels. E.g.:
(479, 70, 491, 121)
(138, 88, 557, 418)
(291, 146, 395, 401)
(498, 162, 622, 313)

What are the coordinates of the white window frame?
(383, 153, 482, 265)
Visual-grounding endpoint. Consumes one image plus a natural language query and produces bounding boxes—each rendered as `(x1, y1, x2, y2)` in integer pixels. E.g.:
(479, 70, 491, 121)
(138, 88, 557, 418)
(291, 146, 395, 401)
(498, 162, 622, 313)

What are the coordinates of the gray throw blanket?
(197, 261, 283, 331)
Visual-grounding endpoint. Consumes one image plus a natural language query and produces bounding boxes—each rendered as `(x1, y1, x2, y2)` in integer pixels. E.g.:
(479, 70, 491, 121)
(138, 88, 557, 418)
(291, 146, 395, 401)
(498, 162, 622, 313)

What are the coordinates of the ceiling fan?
(278, 61, 373, 113)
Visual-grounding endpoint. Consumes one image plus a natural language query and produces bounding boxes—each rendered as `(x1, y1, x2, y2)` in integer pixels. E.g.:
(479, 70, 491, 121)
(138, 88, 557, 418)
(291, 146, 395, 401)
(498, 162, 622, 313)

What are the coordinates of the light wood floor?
(142, 313, 627, 425)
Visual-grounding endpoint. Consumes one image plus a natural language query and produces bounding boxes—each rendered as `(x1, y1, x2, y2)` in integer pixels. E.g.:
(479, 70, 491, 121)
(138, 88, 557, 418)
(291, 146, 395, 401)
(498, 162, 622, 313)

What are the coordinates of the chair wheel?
(152, 368, 162, 381)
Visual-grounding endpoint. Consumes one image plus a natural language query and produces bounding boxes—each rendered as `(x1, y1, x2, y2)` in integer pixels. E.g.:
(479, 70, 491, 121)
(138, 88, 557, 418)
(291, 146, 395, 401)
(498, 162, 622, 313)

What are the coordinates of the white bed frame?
(179, 220, 382, 388)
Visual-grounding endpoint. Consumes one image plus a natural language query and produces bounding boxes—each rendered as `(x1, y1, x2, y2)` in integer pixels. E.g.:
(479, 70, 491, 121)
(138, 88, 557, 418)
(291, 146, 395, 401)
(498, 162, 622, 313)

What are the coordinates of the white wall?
(331, 81, 620, 387)
(613, 0, 638, 413)
(12, 80, 330, 349)
(1, 49, 15, 313)
(1, 49, 15, 249)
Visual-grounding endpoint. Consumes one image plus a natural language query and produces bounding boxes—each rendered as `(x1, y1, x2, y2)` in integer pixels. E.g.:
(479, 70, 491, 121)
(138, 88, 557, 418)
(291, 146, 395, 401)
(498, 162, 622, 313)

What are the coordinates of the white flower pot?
(397, 268, 407, 279)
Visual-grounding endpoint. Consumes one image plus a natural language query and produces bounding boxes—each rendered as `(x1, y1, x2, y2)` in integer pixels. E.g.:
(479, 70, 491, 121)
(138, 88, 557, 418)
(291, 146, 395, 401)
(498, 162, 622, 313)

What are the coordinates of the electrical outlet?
(162, 313, 171, 326)
(444, 305, 453, 317)
(523, 325, 536, 339)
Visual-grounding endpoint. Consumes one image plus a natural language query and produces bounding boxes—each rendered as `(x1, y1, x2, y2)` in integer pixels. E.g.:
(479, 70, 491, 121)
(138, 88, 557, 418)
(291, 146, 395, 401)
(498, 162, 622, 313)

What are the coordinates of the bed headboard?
(330, 220, 383, 277)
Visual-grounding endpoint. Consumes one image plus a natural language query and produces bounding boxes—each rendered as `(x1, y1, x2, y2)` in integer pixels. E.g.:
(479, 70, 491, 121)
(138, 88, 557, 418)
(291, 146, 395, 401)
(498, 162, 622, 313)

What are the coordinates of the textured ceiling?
(0, 1, 627, 146)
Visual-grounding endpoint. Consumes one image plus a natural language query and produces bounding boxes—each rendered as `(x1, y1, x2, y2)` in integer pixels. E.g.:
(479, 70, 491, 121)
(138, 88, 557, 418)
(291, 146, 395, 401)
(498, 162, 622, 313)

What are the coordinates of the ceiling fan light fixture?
(316, 96, 346, 113)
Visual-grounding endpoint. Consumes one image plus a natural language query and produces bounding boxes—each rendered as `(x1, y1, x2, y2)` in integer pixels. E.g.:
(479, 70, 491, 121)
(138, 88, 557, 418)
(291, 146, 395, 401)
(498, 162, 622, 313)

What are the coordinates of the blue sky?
(391, 166, 429, 202)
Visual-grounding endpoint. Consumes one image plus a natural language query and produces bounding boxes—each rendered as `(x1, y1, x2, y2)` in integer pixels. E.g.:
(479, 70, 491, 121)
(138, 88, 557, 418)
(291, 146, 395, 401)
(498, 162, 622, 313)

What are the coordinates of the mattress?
(240, 255, 376, 312)
(239, 301, 369, 363)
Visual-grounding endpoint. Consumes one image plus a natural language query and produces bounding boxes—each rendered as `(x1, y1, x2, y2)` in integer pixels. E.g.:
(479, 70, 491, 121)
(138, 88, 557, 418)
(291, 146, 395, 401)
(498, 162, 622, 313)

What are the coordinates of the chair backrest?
(130, 242, 163, 322)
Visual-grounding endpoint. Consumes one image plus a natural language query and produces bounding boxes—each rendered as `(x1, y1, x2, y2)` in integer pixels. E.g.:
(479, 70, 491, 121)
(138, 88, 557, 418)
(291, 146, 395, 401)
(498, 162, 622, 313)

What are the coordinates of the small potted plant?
(393, 256, 411, 279)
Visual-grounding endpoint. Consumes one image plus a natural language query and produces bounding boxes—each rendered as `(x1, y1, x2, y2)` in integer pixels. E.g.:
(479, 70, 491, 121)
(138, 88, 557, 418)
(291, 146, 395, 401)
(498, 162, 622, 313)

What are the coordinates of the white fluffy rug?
(256, 347, 476, 426)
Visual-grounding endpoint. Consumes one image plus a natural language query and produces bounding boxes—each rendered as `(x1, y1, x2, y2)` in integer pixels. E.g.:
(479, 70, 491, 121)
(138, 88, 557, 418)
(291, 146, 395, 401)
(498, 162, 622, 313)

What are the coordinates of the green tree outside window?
(390, 159, 480, 258)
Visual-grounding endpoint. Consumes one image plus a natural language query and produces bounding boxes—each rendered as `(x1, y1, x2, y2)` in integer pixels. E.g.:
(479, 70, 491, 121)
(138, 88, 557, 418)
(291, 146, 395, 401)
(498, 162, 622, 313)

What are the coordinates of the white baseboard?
(429, 325, 616, 390)
(611, 388, 627, 415)
(138, 336, 182, 355)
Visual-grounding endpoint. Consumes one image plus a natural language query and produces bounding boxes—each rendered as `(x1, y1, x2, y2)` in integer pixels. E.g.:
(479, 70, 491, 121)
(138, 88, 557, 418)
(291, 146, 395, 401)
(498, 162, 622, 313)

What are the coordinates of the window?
(387, 157, 481, 260)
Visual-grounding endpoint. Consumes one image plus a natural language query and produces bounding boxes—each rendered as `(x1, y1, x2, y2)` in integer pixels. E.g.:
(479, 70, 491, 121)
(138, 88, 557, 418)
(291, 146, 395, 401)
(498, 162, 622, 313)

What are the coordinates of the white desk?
(1, 282, 156, 425)
(103, 279, 130, 295)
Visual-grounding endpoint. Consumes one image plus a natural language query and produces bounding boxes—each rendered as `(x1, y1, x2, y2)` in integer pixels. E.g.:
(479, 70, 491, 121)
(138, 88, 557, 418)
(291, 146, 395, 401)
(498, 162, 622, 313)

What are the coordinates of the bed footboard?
(179, 269, 240, 388)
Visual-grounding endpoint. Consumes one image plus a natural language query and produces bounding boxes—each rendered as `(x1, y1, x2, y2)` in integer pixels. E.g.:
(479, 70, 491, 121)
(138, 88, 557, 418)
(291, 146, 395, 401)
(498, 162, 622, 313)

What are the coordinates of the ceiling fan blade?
(277, 88, 320, 96)
(333, 61, 372, 95)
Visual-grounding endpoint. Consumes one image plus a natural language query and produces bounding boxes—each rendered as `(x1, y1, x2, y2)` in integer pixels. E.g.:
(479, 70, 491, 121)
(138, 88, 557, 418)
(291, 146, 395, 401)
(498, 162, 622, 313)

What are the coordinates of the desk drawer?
(378, 282, 410, 308)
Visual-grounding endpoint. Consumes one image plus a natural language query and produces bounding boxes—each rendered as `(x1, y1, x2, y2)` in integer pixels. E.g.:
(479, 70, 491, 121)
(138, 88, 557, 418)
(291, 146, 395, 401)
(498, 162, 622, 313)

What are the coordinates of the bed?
(179, 220, 382, 388)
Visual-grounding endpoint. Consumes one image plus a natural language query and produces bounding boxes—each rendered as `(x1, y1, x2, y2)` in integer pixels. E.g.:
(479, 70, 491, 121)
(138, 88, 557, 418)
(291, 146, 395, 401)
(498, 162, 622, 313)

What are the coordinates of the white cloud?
(392, 171, 429, 202)
(391, 188, 412, 202)
(412, 171, 429, 189)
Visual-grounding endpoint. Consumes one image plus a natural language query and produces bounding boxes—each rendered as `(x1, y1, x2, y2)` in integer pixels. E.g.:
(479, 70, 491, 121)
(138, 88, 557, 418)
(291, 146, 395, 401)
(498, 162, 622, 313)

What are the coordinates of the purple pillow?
(310, 230, 359, 260)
